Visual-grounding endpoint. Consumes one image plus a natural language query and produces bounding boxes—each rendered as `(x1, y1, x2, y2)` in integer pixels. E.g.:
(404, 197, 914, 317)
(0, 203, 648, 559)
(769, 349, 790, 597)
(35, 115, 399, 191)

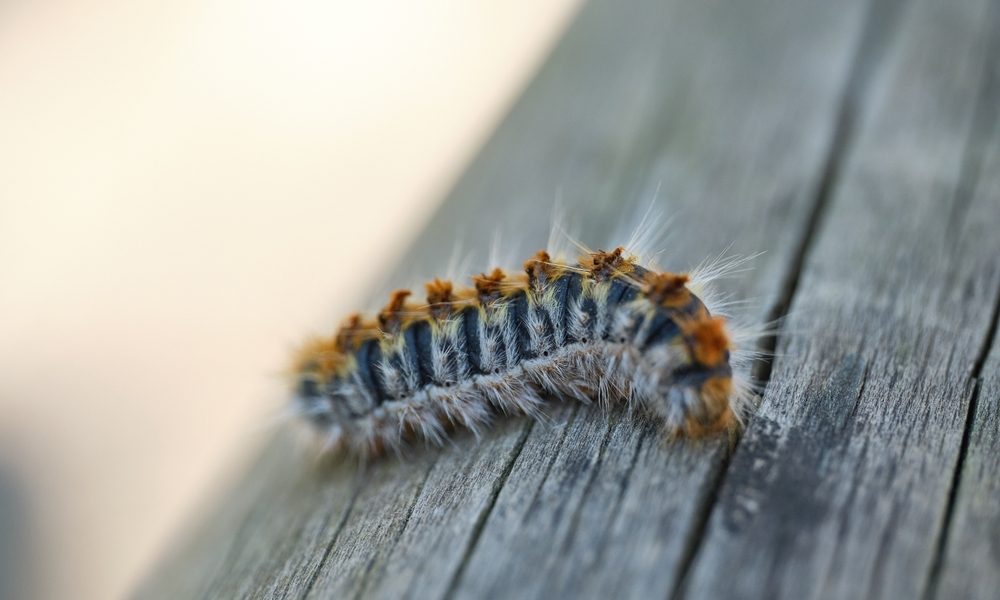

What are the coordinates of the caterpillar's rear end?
(292, 246, 750, 458)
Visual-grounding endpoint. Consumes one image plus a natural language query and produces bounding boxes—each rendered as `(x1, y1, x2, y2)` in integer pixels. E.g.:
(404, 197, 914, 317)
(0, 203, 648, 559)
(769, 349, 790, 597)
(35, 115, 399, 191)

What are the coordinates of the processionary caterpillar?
(291, 216, 757, 458)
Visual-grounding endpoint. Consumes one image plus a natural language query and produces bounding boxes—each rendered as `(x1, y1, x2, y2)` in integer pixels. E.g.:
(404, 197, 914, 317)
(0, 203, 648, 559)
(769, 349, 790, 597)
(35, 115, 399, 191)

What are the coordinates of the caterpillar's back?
(292, 240, 754, 458)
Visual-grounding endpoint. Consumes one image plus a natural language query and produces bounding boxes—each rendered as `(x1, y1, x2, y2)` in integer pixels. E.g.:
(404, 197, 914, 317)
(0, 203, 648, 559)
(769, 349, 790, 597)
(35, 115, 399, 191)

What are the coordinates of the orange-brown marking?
(684, 404, 735, 437)
(378, 289, 412, 333)
(680, 376, 734, 436)
(580, 247, 632, 282)
(425, 278, 454, 319)
(644, 271, 691, 308)
(473, 268, 507, 303)
(683, 316, 731, 367)
(292, 336, 348, 382)
(524, 250, 556, 288)
(334, 313, 364, 351)
(700, 376, 733, 417)
(293, 311, 384, 381)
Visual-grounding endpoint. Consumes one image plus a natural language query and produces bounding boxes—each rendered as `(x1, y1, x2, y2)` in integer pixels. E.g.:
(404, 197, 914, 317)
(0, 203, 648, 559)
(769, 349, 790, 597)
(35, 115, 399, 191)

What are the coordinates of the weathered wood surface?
(136, 0, 1000, 598)
(935, 35, 1000, 599)
(682, 0, 1000, 597)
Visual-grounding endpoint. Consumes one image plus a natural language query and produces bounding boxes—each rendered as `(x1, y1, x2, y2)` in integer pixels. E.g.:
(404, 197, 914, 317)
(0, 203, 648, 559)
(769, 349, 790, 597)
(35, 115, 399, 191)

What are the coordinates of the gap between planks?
(667, 0, 908, 596)
(441, 420, 536, 600)
(352, 459, 440, 600)
(922, 1, 1000, 594)
(299, 468, 370, 599)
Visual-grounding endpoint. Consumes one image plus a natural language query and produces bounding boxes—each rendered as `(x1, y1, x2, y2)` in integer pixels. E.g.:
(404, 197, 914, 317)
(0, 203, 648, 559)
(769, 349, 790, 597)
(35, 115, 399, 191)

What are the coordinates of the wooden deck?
(136, 0, 1000, 598)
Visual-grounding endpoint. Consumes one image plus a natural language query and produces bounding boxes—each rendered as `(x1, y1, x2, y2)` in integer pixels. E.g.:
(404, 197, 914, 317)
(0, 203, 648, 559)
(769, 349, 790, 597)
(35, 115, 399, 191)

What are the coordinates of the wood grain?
(135, 0, 1000, 598)
(934, 17, 1000, 597)
(682, 0, 1000, 598)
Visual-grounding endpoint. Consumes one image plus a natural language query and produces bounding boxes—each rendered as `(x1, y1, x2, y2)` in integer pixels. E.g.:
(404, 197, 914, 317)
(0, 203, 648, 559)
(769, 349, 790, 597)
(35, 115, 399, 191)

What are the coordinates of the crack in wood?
(667, 438, 734, 600)
(559, 414, 619, 552)
(924, 281, 1000, 600)
(667, 1, 909, 597)
(922, 2, 1000, 592)
(441, 420, 535, 600)
(353, 458, 439, 600)
(582, 421, 650, 569)
(521, 405, 581, 525)
(299, 472, 367, 598)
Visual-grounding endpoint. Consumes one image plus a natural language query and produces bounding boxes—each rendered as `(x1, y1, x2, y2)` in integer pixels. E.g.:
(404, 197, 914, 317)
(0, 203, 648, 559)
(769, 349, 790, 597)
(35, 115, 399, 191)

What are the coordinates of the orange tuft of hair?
(335, 313, 364, 350)
(700, 376, 733, 417)
(473, 268, 507, 303)
(644, 271, 691, 308)
(580, 247, 631, 281)
(684, 404, 735, 437)
(679, 376, 735, 436)
(683, 316, 730, 367)
(378, 289, 412, 333)
(524, 250, 556, 287)
(425, 278, 454, 319)
(292, 336, 347, 381)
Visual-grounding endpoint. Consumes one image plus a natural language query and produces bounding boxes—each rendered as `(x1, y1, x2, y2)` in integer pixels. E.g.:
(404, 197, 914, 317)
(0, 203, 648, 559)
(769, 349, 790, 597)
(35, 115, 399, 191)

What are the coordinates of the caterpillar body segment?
(293, 247, 743, 457)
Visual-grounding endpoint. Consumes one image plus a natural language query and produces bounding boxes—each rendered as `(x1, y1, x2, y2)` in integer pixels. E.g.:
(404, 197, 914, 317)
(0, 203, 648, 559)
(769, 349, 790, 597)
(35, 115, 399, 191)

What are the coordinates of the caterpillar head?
(673, 315, 736, 436)
(639, 271, 737, 437)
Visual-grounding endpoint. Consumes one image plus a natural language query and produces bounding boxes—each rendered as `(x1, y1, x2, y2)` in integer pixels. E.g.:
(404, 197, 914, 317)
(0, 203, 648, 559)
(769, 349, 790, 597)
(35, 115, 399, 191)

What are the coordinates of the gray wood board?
(134, 0, 1000, 598)
(376, 0, 872, 597)
(934, 18, 1000, 599)
(681, 0, 1000, 598)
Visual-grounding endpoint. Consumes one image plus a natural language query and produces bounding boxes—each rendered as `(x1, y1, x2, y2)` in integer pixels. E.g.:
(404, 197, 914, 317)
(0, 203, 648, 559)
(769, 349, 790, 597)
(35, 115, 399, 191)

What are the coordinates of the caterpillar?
(291, 226, 756, 458)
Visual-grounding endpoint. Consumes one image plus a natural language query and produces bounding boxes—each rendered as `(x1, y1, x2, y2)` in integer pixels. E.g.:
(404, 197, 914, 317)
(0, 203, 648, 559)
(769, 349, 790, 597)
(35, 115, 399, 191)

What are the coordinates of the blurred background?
(0, 1, 581, 598)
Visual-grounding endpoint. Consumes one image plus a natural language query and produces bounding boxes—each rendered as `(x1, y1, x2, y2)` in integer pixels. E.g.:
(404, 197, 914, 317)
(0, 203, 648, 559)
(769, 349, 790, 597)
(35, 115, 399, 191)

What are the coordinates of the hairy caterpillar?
(291, 223, 756, 458)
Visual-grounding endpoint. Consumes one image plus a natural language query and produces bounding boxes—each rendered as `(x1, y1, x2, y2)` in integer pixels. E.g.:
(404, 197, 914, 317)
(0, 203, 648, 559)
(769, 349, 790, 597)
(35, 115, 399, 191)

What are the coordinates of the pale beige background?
(0, 1, 580, 598)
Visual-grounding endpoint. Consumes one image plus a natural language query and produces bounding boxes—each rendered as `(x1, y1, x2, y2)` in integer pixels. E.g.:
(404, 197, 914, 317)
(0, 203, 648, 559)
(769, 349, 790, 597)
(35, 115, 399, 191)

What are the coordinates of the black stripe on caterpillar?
(291, 245, 756, 458)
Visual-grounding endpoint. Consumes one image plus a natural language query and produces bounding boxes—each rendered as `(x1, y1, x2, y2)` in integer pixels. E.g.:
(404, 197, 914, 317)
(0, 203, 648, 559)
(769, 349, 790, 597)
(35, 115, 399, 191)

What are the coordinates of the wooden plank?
(134, 0, 921, 596)
(133, 431, 361, 600)
(305, 419, 529, 599)
(443, 0, 876, 596)
(681, 0, 1000, 598)
(340, 0, 875, 598)
(937, 327, 1000, 600)
(934, 25, 1000, 597)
